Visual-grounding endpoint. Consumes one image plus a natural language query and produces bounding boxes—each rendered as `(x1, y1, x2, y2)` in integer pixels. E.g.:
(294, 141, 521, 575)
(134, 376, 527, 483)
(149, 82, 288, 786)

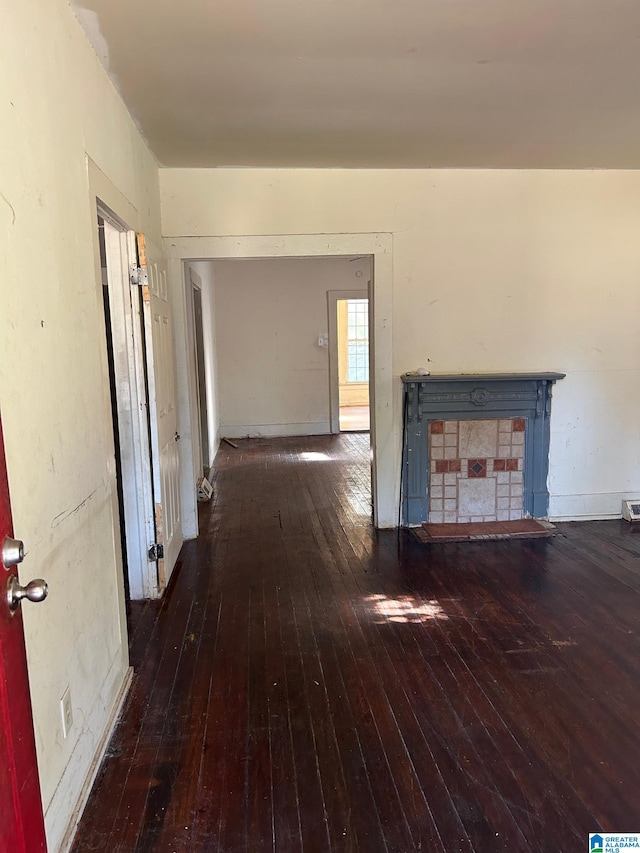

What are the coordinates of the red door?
(0, 415, 47, 852)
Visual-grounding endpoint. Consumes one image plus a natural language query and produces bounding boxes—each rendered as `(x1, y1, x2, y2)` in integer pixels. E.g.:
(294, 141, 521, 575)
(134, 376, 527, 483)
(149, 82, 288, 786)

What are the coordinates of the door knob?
(2, 536, 24, 568)
(7, 576, 48, 614)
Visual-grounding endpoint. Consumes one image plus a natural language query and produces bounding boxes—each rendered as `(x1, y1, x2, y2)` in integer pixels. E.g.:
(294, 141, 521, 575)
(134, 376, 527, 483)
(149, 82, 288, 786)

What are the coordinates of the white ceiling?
(71, 0, 640, 168)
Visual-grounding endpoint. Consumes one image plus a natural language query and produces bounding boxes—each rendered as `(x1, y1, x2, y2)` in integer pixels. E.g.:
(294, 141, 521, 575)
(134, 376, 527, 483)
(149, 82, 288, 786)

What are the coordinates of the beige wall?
(211, 257, 370, 436)
(1, 0, 161, 848)
(161, 168, 640, 520)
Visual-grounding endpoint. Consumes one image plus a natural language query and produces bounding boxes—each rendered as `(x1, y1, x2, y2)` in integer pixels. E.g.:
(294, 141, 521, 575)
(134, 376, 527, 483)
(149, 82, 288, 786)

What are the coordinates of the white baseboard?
(221, 421, 331, 438)
(56, 666, 133, 853)
(548, 490, 640, 521)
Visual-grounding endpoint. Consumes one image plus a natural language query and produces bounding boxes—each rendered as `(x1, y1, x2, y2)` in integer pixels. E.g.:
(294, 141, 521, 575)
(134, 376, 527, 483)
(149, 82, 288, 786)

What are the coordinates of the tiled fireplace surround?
(401, 373, 565, 526)
(428, 417, 525, 523)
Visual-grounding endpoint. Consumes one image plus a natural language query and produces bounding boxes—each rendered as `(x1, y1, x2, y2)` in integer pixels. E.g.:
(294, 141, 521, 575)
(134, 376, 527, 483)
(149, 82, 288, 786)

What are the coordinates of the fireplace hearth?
(401, 373, 565, 526)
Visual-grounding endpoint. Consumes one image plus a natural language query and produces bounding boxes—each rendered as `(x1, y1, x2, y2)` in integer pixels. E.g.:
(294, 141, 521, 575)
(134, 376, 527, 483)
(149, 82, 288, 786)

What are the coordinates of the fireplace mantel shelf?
(402, 372, 566, 383)
(401, 372, 566, 525)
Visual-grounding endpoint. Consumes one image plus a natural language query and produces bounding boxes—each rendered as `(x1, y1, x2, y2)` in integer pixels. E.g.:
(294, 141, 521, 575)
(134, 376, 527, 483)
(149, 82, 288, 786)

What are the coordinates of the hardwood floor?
(72, 434, 640, 852)
(339, 405, 370, 432)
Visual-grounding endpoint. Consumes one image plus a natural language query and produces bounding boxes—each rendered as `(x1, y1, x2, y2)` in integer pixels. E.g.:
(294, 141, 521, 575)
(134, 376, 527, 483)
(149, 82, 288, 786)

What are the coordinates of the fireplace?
(401, 373, 565, 526)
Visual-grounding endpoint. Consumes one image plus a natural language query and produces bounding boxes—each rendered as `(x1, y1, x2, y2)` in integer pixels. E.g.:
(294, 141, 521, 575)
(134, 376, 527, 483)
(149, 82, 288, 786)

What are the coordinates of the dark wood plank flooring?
(72, 434, 640, 852)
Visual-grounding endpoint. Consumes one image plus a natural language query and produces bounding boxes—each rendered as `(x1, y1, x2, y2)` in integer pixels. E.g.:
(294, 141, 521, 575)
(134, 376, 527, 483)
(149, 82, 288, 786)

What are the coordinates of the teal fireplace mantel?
(401, 373, 565, 526)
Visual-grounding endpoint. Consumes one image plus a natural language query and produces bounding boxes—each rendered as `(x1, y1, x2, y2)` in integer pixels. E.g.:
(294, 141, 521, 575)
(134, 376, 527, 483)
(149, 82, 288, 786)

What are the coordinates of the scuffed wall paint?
(1, 0, 161, 849)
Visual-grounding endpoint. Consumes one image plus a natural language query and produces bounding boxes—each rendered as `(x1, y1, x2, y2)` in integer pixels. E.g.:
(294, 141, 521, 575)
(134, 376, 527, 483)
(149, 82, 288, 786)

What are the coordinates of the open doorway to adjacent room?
(170, 233, 395, 531)
(336, 296, 370, 432)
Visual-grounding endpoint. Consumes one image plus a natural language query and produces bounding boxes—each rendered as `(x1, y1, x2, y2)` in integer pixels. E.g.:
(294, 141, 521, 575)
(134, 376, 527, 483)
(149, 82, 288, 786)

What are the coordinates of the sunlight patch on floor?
(364, 593, 449, 624)
(299, 451, 331, 462)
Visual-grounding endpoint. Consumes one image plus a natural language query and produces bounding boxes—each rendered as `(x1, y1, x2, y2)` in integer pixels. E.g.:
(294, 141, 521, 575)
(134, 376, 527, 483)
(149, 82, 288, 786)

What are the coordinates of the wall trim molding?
(56, 666, 133, 853)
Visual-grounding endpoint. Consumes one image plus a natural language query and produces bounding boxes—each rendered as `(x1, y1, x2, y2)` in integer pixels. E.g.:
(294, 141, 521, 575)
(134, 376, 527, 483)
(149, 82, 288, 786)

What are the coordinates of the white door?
(135, 233, 183, 588)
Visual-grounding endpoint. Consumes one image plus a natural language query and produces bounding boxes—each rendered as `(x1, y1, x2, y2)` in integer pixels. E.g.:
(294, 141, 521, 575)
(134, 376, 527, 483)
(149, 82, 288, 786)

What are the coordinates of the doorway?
(336, 297, 370, 432)
(191, 280, 210, 476)
(168, 233, 395, 529)
(98, 216, 129, 598)
(97, 210, 158, 600)
(328, 287, 371, 434)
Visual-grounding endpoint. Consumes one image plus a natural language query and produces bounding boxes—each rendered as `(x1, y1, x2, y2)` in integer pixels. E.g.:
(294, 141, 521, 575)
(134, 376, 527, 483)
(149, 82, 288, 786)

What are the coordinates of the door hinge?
(148, 543, 164, 561)
(129, 264, 149, 287)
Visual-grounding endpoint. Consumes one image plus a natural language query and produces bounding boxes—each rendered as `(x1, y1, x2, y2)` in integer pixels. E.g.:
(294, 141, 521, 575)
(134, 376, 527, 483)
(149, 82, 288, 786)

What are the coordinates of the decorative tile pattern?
(428, 417, 525, 522)
(468, 459, 487, 478)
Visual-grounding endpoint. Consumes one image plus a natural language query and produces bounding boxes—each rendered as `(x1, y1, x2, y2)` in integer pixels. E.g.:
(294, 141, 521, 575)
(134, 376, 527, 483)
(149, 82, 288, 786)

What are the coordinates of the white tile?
(497, 510, 510, 521)
(430, 498, 443, 511)
(499, 419, 513, 432)
(444, 420, 458, 434)
(458, 516, 470, 524)
(444, 485, 457, 499)
(443, 512, 457, 522)
(510, 509, 524, 520)
(510, 471, 523, 484)
(471, 516, 484, 523)
(497, 472, 510, 484)
(444, 498, 457, 511)
(444, 432, 457, 447)
(430, 485, 444, 498)
(498, 431, 512, 446)
(510, 484, 522, 497)
(458, 478, 497, 517)
(430, 473, 444, 487)
(444, 473, 457, 485)
(458, 419, 498, 457)
(512, 431, 524, 446)
(514, 444, 525, 459)
(444, 446, 457, 459)
(497, 496, 510, 510)
(497, 484, 510, 498)
(510, 497, 523, 510)
(483, 515, 497, 523)
(429, 511, 444, 523)
(431, 446, 444, 460)
(498, 446, 511, 458)
(430, 433, 444, 447)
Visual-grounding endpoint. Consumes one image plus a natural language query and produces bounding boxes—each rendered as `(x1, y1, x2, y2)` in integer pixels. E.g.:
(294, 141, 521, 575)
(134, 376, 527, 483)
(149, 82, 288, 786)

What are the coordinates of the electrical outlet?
(61, 687, 73, 739)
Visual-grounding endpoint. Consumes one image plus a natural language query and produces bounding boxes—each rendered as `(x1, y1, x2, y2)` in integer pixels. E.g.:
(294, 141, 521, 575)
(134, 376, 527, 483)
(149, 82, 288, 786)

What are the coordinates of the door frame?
(327, 288, 370, 433)
(166, 233, 396, 529)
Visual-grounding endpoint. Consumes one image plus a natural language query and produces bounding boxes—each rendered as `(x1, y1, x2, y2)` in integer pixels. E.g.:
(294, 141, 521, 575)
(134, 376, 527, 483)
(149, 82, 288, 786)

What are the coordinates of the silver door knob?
(7, 576, 48, 614)
(2, 536, 24, 568)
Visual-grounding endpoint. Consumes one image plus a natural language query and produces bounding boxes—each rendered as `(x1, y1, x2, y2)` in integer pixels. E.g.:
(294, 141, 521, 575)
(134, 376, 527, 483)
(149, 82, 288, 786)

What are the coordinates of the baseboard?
(57, 666, 133, 853)
(548, 490, 640, 521)
(221, 421, 331, 438)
